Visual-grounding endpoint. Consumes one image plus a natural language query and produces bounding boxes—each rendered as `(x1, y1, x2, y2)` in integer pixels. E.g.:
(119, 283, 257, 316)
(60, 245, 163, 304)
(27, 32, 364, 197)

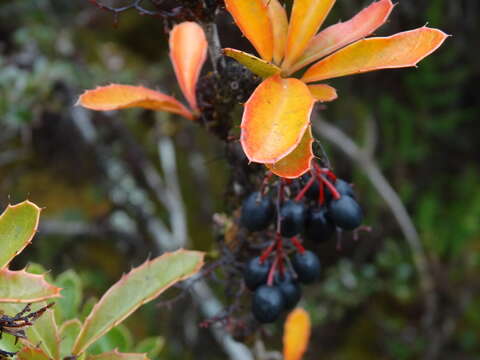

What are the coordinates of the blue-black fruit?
(334, 179, 355, 198)
(240, 192, 274, 232)
(291, 250, 321, 284)
(275, 271, 301, 311)
(305, 207, 335, 242)
(252, 285, 285, 323)
(328, 195, 362, 230)
(279, 200, 306, 237)
(244, 257, 270, 291)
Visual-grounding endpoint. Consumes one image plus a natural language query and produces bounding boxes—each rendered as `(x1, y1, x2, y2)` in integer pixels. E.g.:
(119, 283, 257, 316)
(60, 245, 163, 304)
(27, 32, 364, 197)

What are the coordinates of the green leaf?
(134, 337, 165, 359)
(88, 325, 132, 355)
(0, 201, 41, 269)
(2, 303, 60, 360)
(59, 319, 82, 359)
(55, 270, 83, 322)
(86, 350, 148, 360)
(0, 269, 61, 303)
(72, 250, 204, 355)
(0, 331, 23, 353)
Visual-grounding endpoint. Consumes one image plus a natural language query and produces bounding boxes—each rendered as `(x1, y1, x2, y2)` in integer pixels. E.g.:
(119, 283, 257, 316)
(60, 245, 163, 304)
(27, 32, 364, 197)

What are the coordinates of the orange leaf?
(223, 48, 281, 78)
(308, 84, 338, 102)
(77, 84, 193, 120)
(282, 0, 336, 73)
(241, 75, 314, 163)
(291, 0, 394, 73)
(169, 22, 207, 112)
(302, 27, 449, 83)
(283, 308, 311, 360)
(263, 0, 288, 65)
(266, 127, 314, 178)
(225, 0, 273, 62)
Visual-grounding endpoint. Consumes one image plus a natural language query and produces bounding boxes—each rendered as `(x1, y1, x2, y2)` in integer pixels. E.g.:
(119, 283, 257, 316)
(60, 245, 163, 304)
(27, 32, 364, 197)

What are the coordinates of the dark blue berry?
(305, 207, 335, 242)
(252, 285, 285, 323)
(244, 257, 270, 291)
(328, 195, 362, 230)
(334, 179, 355, 198)
(275, 271, 301, 311)
(291, 250, 321, 284)
(280, 200, 306, 237)
(240, 192, 274, 232)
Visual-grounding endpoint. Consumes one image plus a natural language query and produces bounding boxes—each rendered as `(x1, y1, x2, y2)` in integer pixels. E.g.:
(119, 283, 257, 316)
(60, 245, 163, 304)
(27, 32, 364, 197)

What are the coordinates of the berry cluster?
(240, 164, 363, 323)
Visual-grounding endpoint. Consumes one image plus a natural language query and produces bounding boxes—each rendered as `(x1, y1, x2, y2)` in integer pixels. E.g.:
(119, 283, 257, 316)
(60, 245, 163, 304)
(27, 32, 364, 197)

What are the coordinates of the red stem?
(267, 256, 278, 286)
(290, 236, 305, 254)
(319, 174, 341, 200)
(259, 241, 275, 263)
(318, 177, 325, 205)
(295, 175, 316, 201)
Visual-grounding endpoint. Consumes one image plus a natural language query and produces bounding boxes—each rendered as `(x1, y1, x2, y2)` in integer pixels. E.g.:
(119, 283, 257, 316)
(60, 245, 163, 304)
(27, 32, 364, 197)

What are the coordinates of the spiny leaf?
(307, 84, 338, 102)
(291, 0, 394, 73)
(302, 27, 449, 83)
(241, 75, 314, 164)
(266, 127, 314, 179)
(77, 84, 193, 120)
(0, 269, 61, 303)
(282, 0, 336, 73)
(169, 22, 207, 112)
(224, 0, 273, 62)
(0, 200, 41, 269)
(86, 350, 148, 360)
(72, 250, 204, 355)
(223, 48, 281, 78)
(283, 308, 311, 360)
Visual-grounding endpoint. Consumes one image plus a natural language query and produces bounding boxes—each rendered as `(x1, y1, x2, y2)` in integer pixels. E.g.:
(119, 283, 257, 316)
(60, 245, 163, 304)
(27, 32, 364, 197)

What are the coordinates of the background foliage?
(0, 0, 479, 359)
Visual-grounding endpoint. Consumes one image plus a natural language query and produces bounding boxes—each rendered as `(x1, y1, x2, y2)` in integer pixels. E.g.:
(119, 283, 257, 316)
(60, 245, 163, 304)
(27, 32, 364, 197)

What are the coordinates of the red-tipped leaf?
(241, 75, 314, 164)
(169, 21, 207, 112)
(291, 0, 394, 73)
(77, 84, 193, 120)
(225, 0, 274, 62)
(302, 27, 449, 83)
(266, 127, 314, 178)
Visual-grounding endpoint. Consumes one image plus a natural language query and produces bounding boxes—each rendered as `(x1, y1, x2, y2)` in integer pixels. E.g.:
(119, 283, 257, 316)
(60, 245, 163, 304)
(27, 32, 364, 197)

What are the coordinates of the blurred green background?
(0, 0, 479, 359)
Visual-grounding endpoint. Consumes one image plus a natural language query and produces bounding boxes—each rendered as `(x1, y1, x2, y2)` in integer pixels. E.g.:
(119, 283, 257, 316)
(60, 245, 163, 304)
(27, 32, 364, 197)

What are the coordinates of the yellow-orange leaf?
(77, 84, 193, 120)
(241, 76, 314, 164)
(223, 48, 281, 78)
(282, 0, 336, 73)
(169, 22, 207, 112)
(266, 127, 313, 178)
(283, 308, 311, 360)
(302, 27, 448, 83)
(225, 0, 273, 62)
(308, 84, 338, 102)
(291, 0, 394, 73)
(263, 0, 288, 65)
